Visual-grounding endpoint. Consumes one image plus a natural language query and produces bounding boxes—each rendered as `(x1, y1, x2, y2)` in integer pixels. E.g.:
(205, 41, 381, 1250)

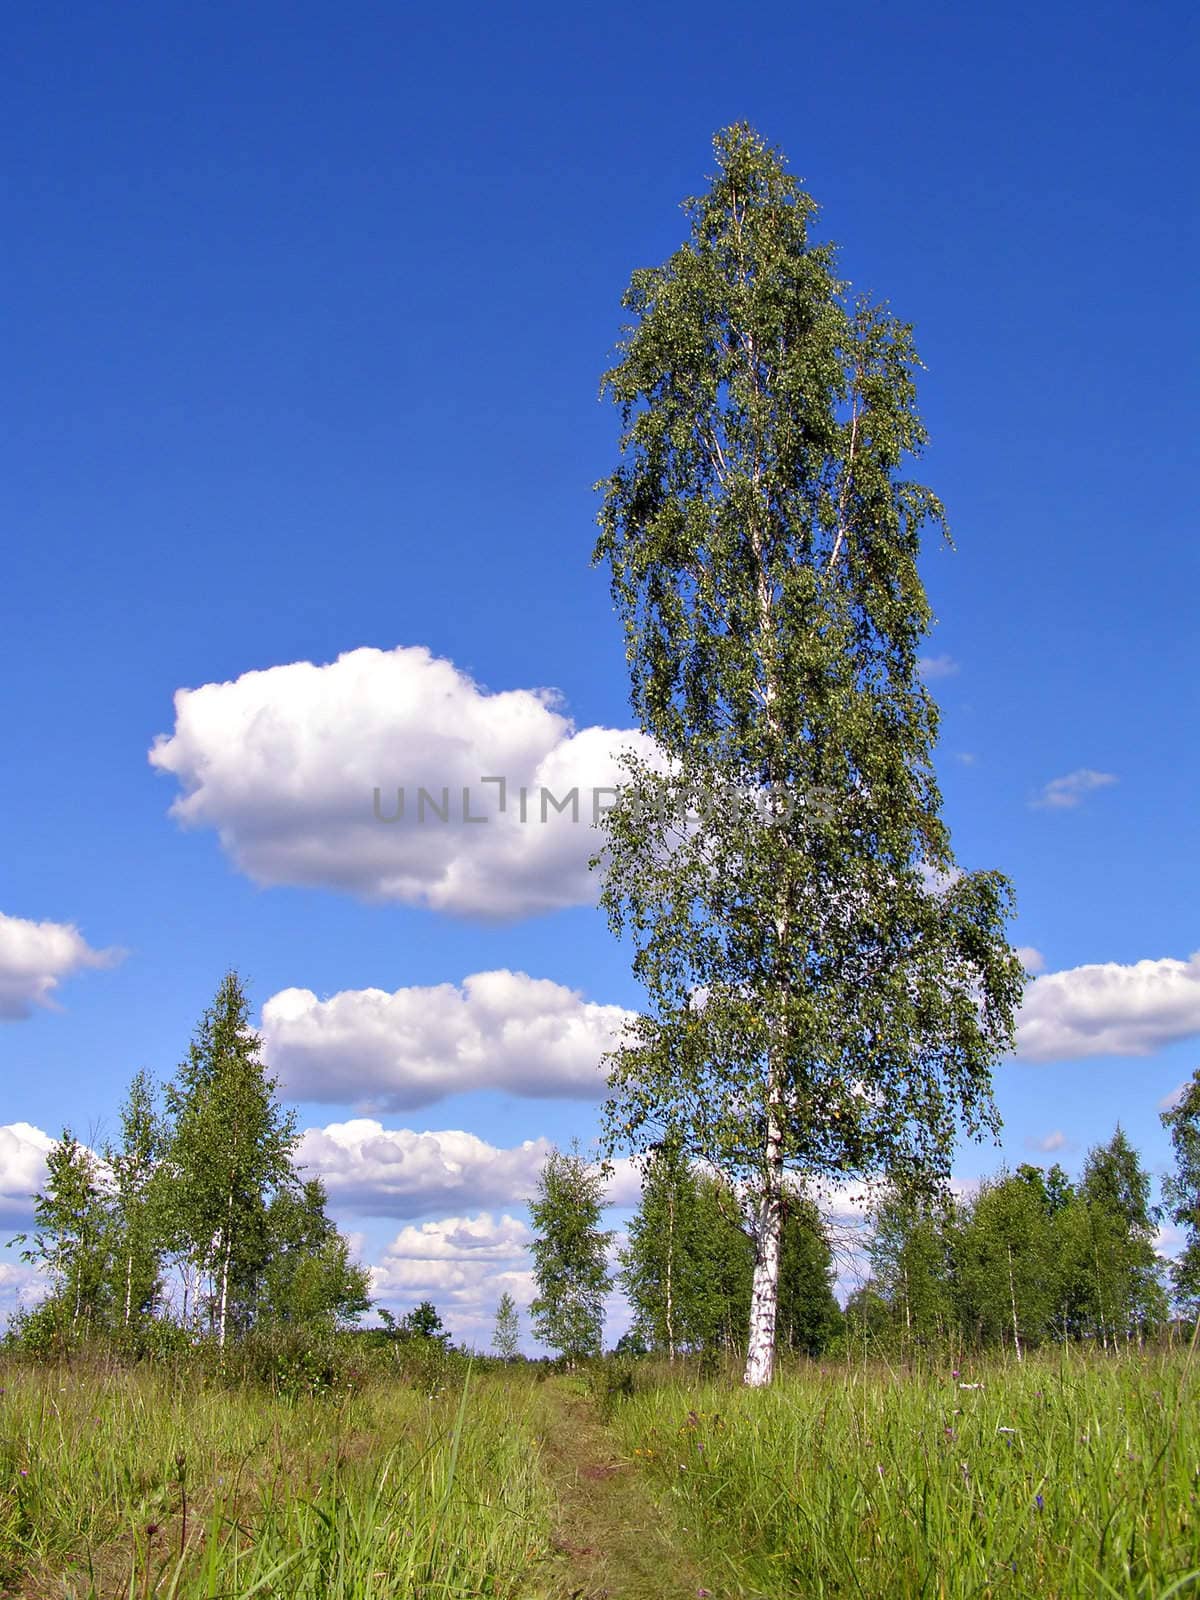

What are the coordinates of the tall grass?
(608, 1348, 1200, 1598)
(0, 1359, 553, 1598)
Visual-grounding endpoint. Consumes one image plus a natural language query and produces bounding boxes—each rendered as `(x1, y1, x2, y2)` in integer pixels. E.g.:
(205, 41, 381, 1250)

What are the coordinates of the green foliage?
(587, 1355, 638, 1421)
(163, 971, 299, 1346)
(593, 122, 1024, 1383)
(620, 1136, 752, 1359)
(1161, 1067, 1200, 1310)
(104, 1070, 166, 1329)
(622, 1143, 840, 1360)
(529, 1146, 613, 1363)
(7, 972, 369, 1360)
(259, 1176, 371, 1330)
(854, 1133, 1166, 1357)
(13, 1129, 110, 1338)
(775, 1192, 842, 1356)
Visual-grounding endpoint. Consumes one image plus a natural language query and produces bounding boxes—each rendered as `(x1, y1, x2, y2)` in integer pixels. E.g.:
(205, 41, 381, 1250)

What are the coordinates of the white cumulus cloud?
(296, 1119, 638, 1221)
(0, 911, 120, 1020)
(296, 1120, 555, 1217)
(0, 1122, 55, 1224)
(1031, 769, 1118, 810)
(262, 970, 633, 1110)
(1016, 951, 1200, 1062)
(149, 644, 654, 919)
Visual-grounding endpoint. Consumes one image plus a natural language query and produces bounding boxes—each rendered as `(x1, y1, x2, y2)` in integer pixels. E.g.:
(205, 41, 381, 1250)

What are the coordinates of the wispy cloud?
(918, 654, 960, 682)
(1158, 1080, 1193, 1113)
(1025, 1130, 1069, 1153)
(1031, 769, 1118, 810)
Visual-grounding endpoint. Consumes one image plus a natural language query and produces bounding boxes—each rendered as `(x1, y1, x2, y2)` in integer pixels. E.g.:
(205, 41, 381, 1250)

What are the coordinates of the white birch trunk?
(665, 1187, 676, 1363)
(744, 1111, 784, 1386)
(1007, 1244, 1022, 1362)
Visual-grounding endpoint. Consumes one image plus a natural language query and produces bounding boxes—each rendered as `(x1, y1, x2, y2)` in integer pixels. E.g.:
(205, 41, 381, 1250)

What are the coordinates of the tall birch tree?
(594, 124, 1023, 1384)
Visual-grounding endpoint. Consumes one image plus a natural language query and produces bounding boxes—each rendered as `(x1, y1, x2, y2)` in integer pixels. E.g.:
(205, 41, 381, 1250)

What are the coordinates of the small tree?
(399, 1300, 450, 1344)
(1161, 1070, 1200, 1315)
(956, 1172, 1054, 1358)
(1077, 1128, 1164, 1345)
(163, 972, 298, 1346)
(868, 1183, 956, 1349)
(775, 1190, 841, 1357)
(620, 1133, 697, 1360)
(260, 1177, 371, 1330)
(15, 1129, 111, 1337)
(104, 1071, 165, 1328)
(529, 1146, 612, 1364)
(492, 1291, 520, 1360)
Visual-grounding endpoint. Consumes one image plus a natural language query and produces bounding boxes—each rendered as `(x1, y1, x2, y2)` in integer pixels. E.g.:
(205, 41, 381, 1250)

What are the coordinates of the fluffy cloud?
(296, 1119, 639, 1222)
(296, 1121, 554, 1217)
(0, 911, 119, 1020)
(0, 1259, 45, 1322)
(367, 1213, 537, 1345)
(1031, 769, 1118, 810)
(263, 970, 633, 1110)
(0, 1122, 54, 1224)
(1017, 951, 1200, 1062)
(149, 644, 655, 918)
(1016, 946, 1046, 975)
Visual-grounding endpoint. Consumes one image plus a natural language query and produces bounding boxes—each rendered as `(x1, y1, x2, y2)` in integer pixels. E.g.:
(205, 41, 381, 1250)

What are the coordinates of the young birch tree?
(105, 1070, 165, 1328)
(594, 124, 1024, 1385)
(528, 1146, 612, 1364)
(165, 972, 297, 1346)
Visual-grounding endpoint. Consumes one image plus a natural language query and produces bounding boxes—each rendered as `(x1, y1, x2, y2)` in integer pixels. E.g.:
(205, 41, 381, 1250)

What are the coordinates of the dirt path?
(528, 1380, 730, 1600)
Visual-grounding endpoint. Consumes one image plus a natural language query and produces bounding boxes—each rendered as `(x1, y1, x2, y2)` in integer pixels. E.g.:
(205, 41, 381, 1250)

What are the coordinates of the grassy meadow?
(2, 1345, 1199, 1598)
(610, 1346, 1200, 1599)
(0, 1358, 553, 1599)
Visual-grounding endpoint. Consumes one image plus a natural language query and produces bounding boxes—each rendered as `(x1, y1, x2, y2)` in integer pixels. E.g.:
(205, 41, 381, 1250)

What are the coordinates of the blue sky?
(2, 0, 1197, 1343)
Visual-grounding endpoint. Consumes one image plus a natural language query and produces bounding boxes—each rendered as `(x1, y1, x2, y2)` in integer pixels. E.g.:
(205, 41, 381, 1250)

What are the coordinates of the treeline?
(603, 1127, 1185, 1363)
(9, 972, 369, 1354)
(853, 1133, 1166, 1357)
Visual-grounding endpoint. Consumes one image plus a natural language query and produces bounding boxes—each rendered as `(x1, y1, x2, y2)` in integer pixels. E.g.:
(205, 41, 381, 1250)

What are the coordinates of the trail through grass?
(529, 1377, 718, 1599)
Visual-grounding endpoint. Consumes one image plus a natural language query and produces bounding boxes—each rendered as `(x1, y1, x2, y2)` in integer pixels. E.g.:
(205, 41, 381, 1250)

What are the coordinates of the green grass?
(7, 1347, 1200, 1599)
(0, 1359, 554, 1598)
(607, 1347, 1200, 1598)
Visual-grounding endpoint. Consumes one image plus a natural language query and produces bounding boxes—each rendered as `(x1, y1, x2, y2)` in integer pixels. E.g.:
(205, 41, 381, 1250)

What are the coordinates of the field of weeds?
(0, 1358, 553, 1599)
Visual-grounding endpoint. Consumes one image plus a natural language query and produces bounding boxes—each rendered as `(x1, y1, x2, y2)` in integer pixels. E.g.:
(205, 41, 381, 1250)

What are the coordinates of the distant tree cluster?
(11, 973, 370, 1351)
(527, 1119, 1196, 1363)
(853, 1129, 1172, 1356)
